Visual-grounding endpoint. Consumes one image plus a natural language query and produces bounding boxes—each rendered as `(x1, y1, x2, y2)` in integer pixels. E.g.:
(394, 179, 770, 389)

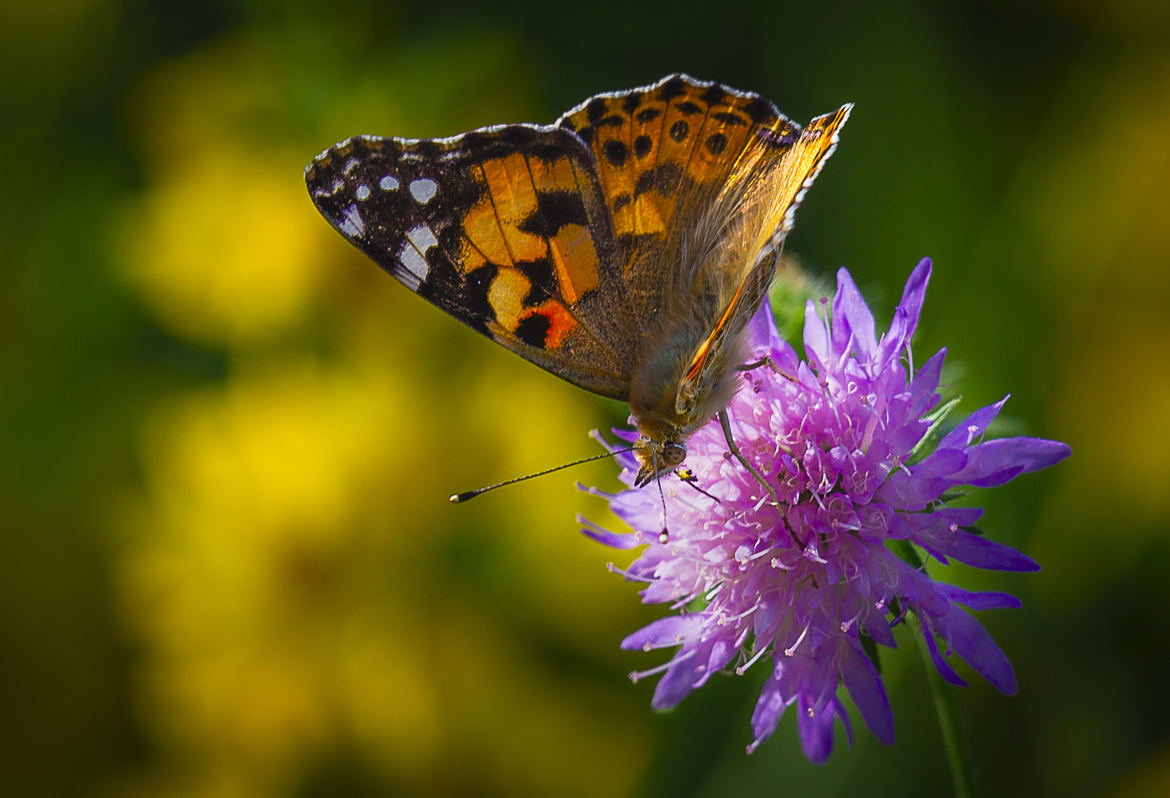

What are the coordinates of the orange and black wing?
(557, 74, 806, 326)
(305, 126, 640, 399)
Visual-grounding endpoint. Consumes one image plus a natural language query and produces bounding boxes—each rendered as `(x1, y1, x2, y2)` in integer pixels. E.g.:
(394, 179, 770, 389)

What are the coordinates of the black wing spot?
(515, 313, 551, 347)
(622, 93, 641, 114)
(517, 258, 557, 307)
(612, 193, 631, 211)
(669, 120, 689, 142)
(743, 97, 776, 126)
(599, 113, 625, 128)
(713, 111, 747, 126)
(705, 132, 728, 155)
(633, 135, 653, 158)
(603, 139, 629, 167)
(677, 100, 702, 116)
(700, 84, 728, 107)
(516, 190, 589, 237)
(586, 98, 608, 124)
(460, 131, 489, 150)
(498, 126, 538, 147)
(660, 76, 687, 101)
(636, 107, 662, 123)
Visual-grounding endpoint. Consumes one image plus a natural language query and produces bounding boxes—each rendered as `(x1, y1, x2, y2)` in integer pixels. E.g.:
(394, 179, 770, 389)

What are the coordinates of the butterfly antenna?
(449, 447, 635, 504)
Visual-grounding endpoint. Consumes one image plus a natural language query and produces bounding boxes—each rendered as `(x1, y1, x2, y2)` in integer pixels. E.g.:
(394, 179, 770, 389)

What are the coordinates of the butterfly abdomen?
(629, 255, 753, 438)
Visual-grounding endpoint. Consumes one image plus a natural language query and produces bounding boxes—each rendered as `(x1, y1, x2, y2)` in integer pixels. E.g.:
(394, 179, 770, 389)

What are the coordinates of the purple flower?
(581, 258, 1070, 762)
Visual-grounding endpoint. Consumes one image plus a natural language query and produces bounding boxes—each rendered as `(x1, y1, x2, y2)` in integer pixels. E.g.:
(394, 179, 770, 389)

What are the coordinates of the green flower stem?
(895, 541, 975, 798)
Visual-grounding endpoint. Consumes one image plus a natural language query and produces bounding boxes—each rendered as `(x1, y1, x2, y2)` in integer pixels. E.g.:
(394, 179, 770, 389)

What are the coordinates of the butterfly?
(306, 74, 850, 491)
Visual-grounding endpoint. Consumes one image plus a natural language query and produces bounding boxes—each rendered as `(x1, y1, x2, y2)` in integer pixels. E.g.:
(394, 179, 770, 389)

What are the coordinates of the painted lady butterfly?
(306, 74, 850, 490)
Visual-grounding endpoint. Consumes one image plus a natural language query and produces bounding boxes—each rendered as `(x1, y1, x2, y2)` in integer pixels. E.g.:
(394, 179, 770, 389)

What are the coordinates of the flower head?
(582, 258, 1070, 761)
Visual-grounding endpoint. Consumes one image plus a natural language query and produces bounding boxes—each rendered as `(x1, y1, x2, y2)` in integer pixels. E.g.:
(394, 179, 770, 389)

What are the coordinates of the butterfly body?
(306, 75, 850, 488)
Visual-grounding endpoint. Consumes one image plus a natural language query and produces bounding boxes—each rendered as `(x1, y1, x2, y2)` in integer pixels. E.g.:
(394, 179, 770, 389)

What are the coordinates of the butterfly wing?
(675, 103, 853, 405)
(557, 74, 805, 327)
(305, 126, 639, 399)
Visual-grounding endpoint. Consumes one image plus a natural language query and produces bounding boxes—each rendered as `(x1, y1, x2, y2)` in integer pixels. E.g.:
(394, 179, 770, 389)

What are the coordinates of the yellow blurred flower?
(117, 361, 440, 788)
(118, 147, 333, 345)
(114, 354, 650, 796)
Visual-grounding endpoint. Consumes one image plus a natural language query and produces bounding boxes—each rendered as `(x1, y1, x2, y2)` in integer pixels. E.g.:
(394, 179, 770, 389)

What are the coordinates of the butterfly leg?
(718, 410, 779, 507)
(736, 356, 794, 379)
(736, 357, 772, 371)
(718, 411, 804, 547)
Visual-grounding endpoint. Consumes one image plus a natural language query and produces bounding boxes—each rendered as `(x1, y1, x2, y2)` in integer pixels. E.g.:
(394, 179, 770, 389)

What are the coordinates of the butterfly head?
(630, 365, 694, 486)
(633, 430, 687, 488)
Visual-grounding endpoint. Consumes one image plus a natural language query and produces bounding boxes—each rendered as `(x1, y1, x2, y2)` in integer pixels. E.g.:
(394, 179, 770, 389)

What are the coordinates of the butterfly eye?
(663, 442, 687, 467)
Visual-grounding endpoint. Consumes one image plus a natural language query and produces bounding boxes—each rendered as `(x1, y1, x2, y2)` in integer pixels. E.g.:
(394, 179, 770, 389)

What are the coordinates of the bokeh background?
(3, 0, 1168, 795)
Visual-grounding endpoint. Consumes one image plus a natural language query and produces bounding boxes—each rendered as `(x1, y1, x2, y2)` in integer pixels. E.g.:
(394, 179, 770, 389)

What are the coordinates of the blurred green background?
(2, 0, 1168, 795)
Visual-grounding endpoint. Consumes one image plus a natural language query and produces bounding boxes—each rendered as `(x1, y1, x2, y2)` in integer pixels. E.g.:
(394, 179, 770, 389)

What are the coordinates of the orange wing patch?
(452, 151, 615, 348)
(548, 223, 599, 303)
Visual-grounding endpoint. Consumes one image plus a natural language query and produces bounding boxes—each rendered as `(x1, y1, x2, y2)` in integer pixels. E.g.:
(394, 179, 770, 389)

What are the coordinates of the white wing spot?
(343, 158, 360, 175)
(409, 178, 438, 204)
(356, 184, 370, 201)
(340, 204, 365, 237)
(312, 178, 344, 199)
(399, 224, 438, 286)
(380, 174, 399, 191)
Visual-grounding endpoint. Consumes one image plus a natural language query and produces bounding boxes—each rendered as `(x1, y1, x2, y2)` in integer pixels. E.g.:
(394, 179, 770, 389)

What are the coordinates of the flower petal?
(621, 615, 705, 651)
(951, 437, 1072, 486)
(798, 693, 839, 764)
(876, 257, 932, 366)
(650, 638, 718, 709)
(748, 672, 788, 753)
(840, 639, 895, 744)
(578, 516, 643, 549)
(832, 267, 877, 362)
(921, 622, 968, 687)
(938, 396, 1008, 451)
(908, 348, 946, 416)
(944, 530, 1040, 572)
(942, 605, 1018, 695)
(747, 295, 783, 354)
(937, 584, 1023, 611)
(802, 298, 831, 369)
